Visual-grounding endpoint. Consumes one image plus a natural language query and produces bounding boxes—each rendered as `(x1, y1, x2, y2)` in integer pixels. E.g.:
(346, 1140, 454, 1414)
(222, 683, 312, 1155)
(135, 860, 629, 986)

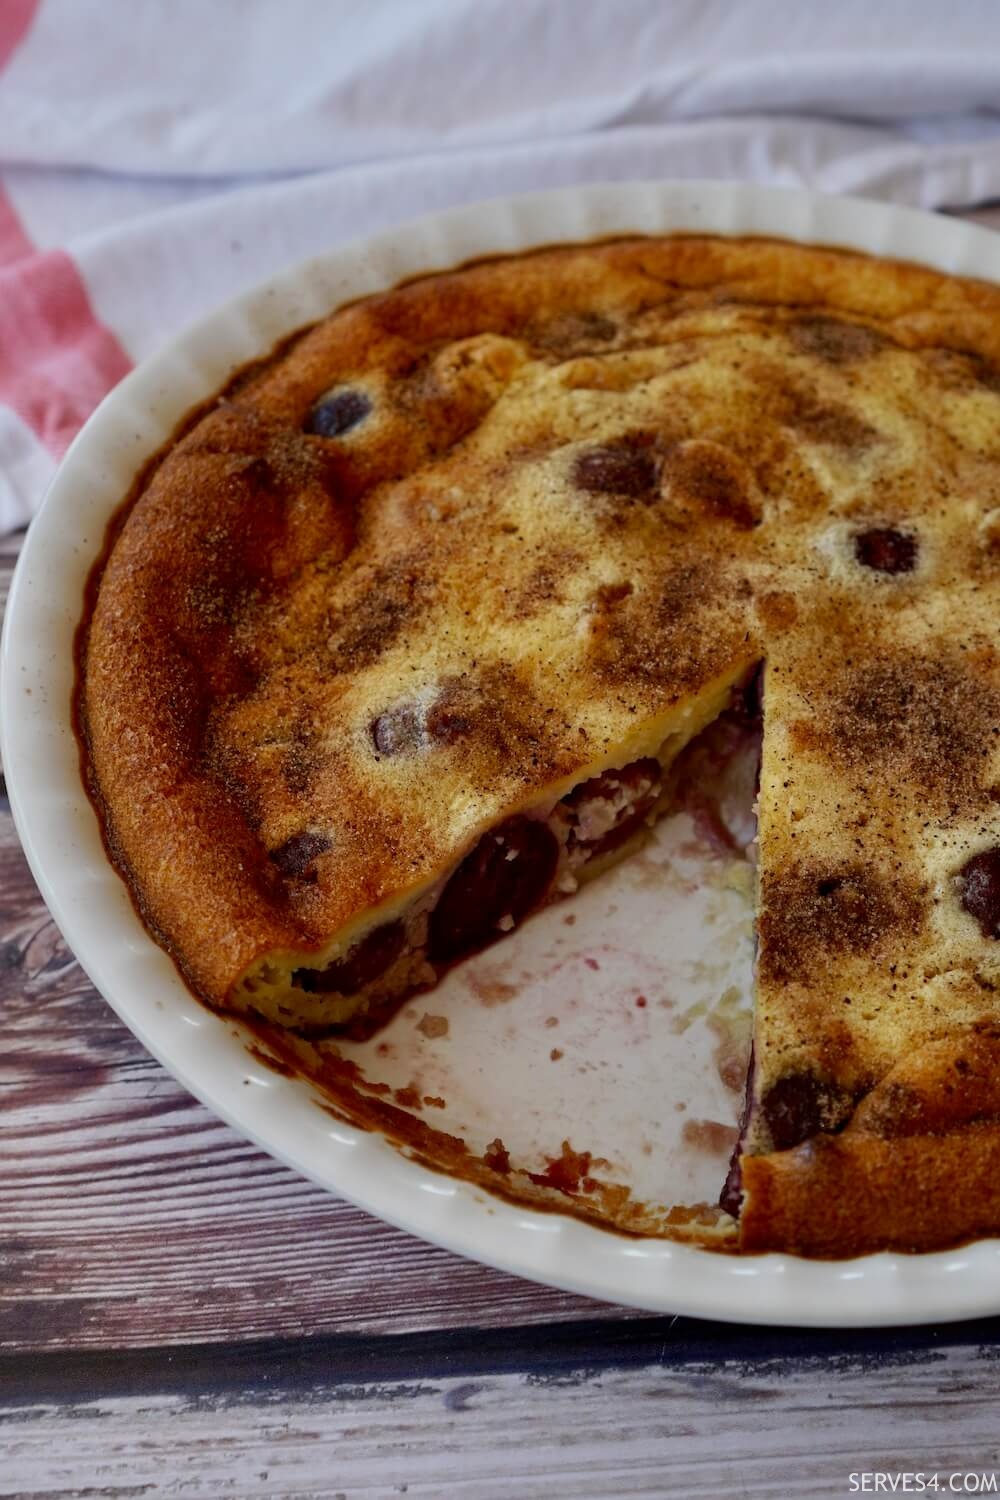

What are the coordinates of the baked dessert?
(79, 232, 1000, 1256)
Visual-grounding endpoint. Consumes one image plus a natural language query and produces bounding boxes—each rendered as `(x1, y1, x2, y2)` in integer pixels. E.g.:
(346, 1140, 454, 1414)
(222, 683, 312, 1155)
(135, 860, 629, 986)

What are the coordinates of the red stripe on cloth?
(0, 0, 39, 70)
(0, 186, 33, 266)
(0, 249, 133, 457)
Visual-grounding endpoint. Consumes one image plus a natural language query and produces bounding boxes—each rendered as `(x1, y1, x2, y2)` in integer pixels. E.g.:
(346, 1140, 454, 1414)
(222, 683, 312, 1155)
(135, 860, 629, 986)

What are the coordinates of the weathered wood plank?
(0, 803, 631, 1349)
(0, 541, 634, 1351)
(3, 1338, 1000, 1499)
(0, 535, 23, 781)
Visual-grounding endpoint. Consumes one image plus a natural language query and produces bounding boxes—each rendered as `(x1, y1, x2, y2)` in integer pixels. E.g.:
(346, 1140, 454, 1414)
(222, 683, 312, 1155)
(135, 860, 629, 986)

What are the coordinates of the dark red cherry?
(760, 1072, 826, 1151)
(371, 703, 423, 756)
(306, 388, 371, 438)
(957, 848, 1000, 939)
(428, 816, 559, 963)
(854, 527, 917, 574)
(572, 444, 658, 498)
(293, 920, 406, 995)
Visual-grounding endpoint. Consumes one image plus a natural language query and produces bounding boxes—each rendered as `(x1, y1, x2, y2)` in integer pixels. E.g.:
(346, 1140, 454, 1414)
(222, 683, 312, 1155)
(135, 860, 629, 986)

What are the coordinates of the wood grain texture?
(3, 1334, 1000, 1499)
(0, 540, 635, 1352)
(0, 531, 20, 647)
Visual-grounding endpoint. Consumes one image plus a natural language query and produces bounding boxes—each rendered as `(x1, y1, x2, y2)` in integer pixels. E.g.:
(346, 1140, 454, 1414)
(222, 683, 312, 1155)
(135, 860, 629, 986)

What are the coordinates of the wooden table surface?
(4, 511, 1000, 1499)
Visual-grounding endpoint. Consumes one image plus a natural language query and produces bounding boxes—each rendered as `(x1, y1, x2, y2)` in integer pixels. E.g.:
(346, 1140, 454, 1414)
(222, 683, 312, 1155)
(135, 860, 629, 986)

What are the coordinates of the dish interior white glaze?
(5, 181, 1000, 1325)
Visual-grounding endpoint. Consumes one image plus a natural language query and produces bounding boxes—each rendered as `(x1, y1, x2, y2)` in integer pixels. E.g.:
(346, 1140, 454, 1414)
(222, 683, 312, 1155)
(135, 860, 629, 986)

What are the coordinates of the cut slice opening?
(233, 662, 764, 1221)
(234, 663, 758, 997)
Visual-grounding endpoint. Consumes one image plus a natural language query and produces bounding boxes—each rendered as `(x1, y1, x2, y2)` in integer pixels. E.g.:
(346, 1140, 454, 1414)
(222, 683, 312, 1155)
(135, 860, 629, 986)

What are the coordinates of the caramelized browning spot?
(593, 580, 633, 609)
(662, 440, 760, 529)
(537, 310, 618, 354)
(850, 1030, 1000, 1138)
(416, 1012, 449, 1039)
(794, 653, 1000, 806)
(514, 563, 562, 616)
(759, 863, 924, 984)
(969, 355, 1000, 396)
(483, 1137, 512, 1174)
(424, 685, 477, 745)
(788, 317, 888, 364)
(283, 737, 321, 795)
(592, 558, 740, 693)
(756, 591, 799, 631)
(431, 665, 558, 767)
(270, 830, 332, 879)
(681, 1118, 739, 1154)
(366, 666, 562, 783)
(528, 1140, 592, 1194)
(783, 386, 878, 451)
(510, 550, 581, 619)
(327, 560, 425, 671)
(425, 690, 476, 744)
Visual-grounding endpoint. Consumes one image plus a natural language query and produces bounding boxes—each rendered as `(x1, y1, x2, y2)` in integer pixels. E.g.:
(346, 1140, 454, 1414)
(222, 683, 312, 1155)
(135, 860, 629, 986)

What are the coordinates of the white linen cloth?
(3, 0, 1000, 533)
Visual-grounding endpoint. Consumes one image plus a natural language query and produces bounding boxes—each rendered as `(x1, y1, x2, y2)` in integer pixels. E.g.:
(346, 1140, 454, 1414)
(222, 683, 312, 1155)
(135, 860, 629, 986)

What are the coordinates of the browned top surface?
(83, 233, 1000, 1131)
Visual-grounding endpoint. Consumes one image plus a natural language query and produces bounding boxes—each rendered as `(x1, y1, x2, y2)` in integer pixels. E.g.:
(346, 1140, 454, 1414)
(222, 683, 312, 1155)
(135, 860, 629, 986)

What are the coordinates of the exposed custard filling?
(232, 661, 753, 1034)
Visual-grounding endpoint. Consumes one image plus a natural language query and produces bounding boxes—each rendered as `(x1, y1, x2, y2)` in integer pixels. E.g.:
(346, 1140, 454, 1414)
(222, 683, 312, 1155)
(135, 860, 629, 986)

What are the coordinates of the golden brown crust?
(742, 1127, 1000, 1256)
(741, 1031, 1000, 1255)
(81, 232, 1000, 1254)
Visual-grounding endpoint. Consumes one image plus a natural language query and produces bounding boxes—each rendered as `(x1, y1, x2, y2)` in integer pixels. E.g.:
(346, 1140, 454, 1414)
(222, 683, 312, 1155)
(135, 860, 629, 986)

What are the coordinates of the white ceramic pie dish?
(5, 179, 1000, 1327)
